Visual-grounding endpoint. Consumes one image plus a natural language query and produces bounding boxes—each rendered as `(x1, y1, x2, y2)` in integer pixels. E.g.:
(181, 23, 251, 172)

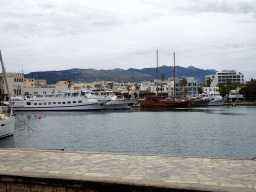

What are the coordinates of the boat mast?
(173, 52, 176, 97)
(156, 50, 158, 96)
(0, 50, 13, 115)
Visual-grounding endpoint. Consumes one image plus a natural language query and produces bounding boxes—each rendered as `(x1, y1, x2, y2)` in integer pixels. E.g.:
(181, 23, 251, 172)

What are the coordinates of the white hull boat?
(0, 50, 15, 138)
(91, 89, 136, 109)
(0, 115, 15, 138)
(11, 90, 106, 111)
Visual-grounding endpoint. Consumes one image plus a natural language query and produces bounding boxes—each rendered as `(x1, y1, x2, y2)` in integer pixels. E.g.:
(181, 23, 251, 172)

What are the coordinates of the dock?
(0, 149, 255, 191)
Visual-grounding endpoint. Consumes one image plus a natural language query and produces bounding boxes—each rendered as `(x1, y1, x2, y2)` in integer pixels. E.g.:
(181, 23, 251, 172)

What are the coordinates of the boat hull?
(0, 116, 15, 138)
(11, 97, 106, 111)
(190, 100, 210, 107)
(208, 101, 225, 106)
(140, 100, 192, 108)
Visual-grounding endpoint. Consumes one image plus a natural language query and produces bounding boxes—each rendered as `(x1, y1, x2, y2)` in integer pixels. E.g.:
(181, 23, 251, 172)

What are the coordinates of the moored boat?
(189, 98, 210, 107)
(0, 50, 15, 138)
(140, 96, 192, 108)
(0, 108, 15, 138)
(91, 89, 136, 109)
(10, 90, 107, 111)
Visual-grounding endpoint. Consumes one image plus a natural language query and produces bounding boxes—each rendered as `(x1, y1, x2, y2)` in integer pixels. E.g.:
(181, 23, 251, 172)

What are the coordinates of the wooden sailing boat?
(0, 50, 15, 138)
(139, 51, 192, 108)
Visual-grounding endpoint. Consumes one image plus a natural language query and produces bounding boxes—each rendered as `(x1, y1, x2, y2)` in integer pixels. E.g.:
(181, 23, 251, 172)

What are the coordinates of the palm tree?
(160, 73, 165, 81)
(109, 83, 114, 90)
(206, 77, 212, 88)
(179, 77, 187, 97)
(135, 84, 140, 98)
(67, 80, 72, 91)
(226, 78, 231, 85)
(126, 84, 132, 99)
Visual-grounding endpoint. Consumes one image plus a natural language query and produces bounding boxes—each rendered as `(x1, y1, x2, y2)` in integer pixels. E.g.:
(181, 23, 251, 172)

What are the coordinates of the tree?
(126, 84, 132, 100)
(179, 77, 187, 97)
(160, 73, 166, 81)
(67, 80, 72, 91)
(206, 77, 212, 88)
(109, 83, 114, 90)
(226, 78, 231, 85)
(239, 80, 256, 101)
(197, 86, 202, 94)
(134, 83, 140, 98)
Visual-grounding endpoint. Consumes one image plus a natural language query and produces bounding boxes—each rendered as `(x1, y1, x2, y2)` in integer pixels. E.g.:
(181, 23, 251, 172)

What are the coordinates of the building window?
(53, 102, 56, 104)
(39, 103, 42, 105)
(62, 102, 66, 104)
(68, 101, 71, 104)
(78, 101, 82, 103)
(58, 102, 61, 104)
(73, 101, 76, 103)
(43, 102, 47, 105)
(48, 102, 51, 105)
(34, 103, 37, 105)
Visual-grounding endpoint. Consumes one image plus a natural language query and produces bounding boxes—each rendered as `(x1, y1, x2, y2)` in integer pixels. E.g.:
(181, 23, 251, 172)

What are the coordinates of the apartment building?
(0, 72, 24, 101)
(205, 70, 244, 87)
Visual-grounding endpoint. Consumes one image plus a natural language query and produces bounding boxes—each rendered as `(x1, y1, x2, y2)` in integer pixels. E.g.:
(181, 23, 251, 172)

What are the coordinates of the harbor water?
(0, 106, 255, 159)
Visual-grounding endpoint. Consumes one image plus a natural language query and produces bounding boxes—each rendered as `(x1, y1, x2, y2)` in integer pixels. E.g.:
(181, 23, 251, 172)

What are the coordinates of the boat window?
(62, 102, 66, 104)
(57, 102, 61, 104)
(78, 101, 82, 103)
(73, 101, 76, 103)
(55, 94, 62, 98)
(71, 92, 79, 97)
(48, 102, 51, 105)
(63, 93, 71, 97)
(68, 101, 71, 104)
(43, 102, 47, 105)
(81, 92, 85, 96)
(39, 103, 42, 105)
(27, 102, 31, 105)
(53, 102, 56, 104)
(34, 103, 37, 105)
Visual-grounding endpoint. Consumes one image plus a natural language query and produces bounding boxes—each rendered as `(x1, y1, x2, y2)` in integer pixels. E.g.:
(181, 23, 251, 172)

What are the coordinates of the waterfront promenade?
(0, 149, 255, 191)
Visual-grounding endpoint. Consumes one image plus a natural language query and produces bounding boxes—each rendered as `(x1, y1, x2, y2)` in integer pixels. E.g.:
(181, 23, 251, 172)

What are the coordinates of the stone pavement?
(0, 148, 256, 191)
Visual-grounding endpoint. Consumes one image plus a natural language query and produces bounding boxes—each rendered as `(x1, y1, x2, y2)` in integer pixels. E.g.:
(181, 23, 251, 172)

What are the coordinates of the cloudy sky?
(1, 0, 256, 80)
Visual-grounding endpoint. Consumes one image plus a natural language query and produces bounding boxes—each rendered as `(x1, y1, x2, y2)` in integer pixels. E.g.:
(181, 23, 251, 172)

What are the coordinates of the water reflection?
(0, 136, 15, 148)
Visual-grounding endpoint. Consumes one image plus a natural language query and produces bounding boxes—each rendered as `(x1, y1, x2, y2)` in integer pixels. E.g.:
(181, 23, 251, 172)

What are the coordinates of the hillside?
(24, 66, 217, 84)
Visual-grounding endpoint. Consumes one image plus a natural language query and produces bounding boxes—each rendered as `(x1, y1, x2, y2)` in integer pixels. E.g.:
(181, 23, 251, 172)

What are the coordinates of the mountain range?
(24, 66, 217, 84)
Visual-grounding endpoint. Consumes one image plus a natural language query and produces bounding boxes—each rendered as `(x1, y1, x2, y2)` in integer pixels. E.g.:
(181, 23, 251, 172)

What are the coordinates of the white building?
(169, 77, 198, 97)
(205, 70, 244, 87)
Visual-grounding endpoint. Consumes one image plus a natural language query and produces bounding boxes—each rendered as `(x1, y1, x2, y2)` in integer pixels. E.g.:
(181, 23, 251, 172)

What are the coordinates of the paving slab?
(0, 148, 256, 191)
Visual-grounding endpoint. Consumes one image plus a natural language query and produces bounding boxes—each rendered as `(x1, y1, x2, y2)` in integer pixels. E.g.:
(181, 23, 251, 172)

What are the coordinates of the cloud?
(177, 0, 256, 16)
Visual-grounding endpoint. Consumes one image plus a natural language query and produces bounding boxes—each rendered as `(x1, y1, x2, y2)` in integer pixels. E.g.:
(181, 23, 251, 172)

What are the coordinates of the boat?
(10, 90, 107, 111)
(0, 50, 15, 138)
(140, 96, 192, 108)
(139, 51, 192, 108)
(206, 92, 225, 106)
(208, 97, 225, 106)
(189, 98, 210, 107)
(91, 89, 136, 109)
(0, 107, 15, 138)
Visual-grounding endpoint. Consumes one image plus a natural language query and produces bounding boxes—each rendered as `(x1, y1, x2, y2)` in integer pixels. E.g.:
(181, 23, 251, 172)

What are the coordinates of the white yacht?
(91, 89, 136, 109)
(205, 92, 225, 106)
(11, 90, 107, 111)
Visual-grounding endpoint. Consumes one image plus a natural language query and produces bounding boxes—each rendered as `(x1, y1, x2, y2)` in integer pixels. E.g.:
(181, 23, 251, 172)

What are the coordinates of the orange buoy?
(38, 116, 41, 119)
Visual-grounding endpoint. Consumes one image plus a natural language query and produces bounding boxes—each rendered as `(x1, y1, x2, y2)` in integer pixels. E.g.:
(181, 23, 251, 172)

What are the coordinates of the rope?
(15, 115, 34, 132)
